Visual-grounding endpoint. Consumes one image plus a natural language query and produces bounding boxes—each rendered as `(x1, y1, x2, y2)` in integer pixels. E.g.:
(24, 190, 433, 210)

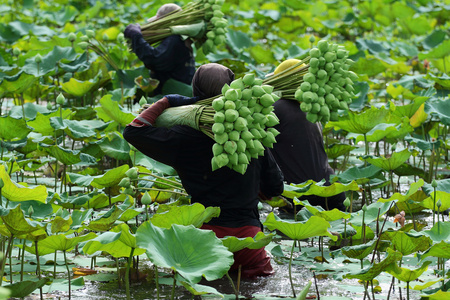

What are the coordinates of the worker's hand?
(164, 94, 199, 107)
(124, 24, 142, 39)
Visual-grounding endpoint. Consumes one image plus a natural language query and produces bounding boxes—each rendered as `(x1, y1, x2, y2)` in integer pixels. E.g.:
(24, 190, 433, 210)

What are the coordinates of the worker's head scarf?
(147, 3, 181, 22)
(192, 63, 235, 100)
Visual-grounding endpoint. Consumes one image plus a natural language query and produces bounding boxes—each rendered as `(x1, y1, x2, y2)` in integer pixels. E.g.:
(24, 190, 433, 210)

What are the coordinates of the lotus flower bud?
(13, 48, 20, 56)
(56, 93, 65, 105)
(118, 177, 131, 188)
(125, 167, 139, 180)
(431, 179, 438, 188)
(28, 205, 34, 216)
(80, 35, 89, 42)
(141, 192, 152, 205)
(86, 30, 95, 39)
(46, 102, 53, 110)
(437, 199, 442, 208)
(78, 42, 88, 50)
(117, 33, 125, 43)
(362, 204, 367, 211)
(123, 187, 134, 196)
(34, 54, 42, 64)
(343, 197, 351, 208)
(68, 32, 77, 42)
(102, 33, 109, 41)
(139, 97, 147, 106)
(309, 35, 316, 43)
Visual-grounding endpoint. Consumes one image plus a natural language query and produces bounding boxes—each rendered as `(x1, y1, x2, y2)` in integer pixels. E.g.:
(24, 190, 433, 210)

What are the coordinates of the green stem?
(125, 247, 135, 300)
(20, 239, 26, 281)
(289, 240, 296, 298)
(154, 264, 160, 300)
(171, 271, 176, 300)
(54, 251, 57, 279)
(0, 235, 13, 287)
(35, 241, 43, 300)
(63, 250, 71, 299)
(225, 272, 239, 299)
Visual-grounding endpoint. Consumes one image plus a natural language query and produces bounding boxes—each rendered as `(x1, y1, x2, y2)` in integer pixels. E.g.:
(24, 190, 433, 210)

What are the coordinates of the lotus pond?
(0, 0, 450, 299)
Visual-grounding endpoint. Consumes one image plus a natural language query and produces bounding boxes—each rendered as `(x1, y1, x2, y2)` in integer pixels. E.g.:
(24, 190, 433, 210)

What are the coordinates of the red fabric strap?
(129, 98, 170, 127)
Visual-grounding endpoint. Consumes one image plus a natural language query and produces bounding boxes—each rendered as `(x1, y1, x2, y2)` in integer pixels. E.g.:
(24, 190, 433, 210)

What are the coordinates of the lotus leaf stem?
(125, 247, 135, 300)
(289, 240, 296, 298)
(225, 272, 239, 299)
(171, 270, 176, 300)
(0, 235, 13, 287)
(154, 264, 159, 300)
(63, 250, 71, 299)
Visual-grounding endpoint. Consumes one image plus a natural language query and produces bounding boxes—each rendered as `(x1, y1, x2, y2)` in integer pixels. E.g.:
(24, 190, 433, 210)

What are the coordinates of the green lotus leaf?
(0, 72, 37, 95)
(283, 180, 359, 199)
(221, 231, 274, 253)
(95, 94, 135, 127)
(378, 179, 424, 203)
(350, 224, 375, 241)
(22, 46, 78, 76)
(0, 205, 43, 237)
(136, 222, 234, 284)
(349, 201, 393, 225)
(98, 132, 130, 161)
(61, 77, 98, 97)
(425, 98, 450, 126)
(385, 260, 431, 283)
(398, 74, 434, 90)
(428, 73, 450, 89)
(27, 109, 73, 136)
(0, 116, 31, 141)
(264, 213, 337, 241)
(411, 278, 444, 291)
(227, 29, 253, 54)
(420, 290, 450, 299)
(86, 206, 124, 232)
(70, 209, 93, 230)
(340, 240, 377, 260)
(362, 149, 412, 171)
(150, 203, 220, 229)
(420, 241, 450, 260)
(39, 232, 96, 252)
(420, 191, 450, 211)
(332, 164, 382, 185)
(61, 119, 98, 139)
(66, 173, 94, 187)
(405, 136, 439, 151)
(350, 57, 386, 77)
(326, 144, 357, 160)
(418, 39, 450, 60)
(83, 193, 128, 210)
(3, 278, 48, 298)
(0, 165, 47, 203)
(296, 201, 351, 221)
(348, 122, 413, 143)
(422, 29, 447, 50)
(380, 230, 432, 256)
(119, 207, 144, 222)
(50, 216, 73, 234)
(344, 248, 402, 281)
(83, 223, 146, 258)
(250, 44, 276, 64)
(390, 97, 429, 119)
(90, 164, 129, 189)
(423, 179, 450, 195)
(44, 145, 96, 166)
(328, 106, 390, 135)
(180, 281, 223, 297)
(133, 151, 177, 176)
(420, 222, 450, 242)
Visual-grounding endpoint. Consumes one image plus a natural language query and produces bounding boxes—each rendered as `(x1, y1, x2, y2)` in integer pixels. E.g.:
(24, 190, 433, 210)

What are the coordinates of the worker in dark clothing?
(123, 63, 284, 278)
(271, 60, 345, 212)
(124, 3, 195, 97)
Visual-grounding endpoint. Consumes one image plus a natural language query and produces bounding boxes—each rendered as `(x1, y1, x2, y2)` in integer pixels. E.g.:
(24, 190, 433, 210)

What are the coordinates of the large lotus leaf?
(0, 72, 37, 95)
(39, 232, 96, 252)
(351, 224, 375, 241)
(422, 29, 447, 50)
(423, 179, 450, 195)
(398, 74, 435, 90)
(0, 116, 31, 141)
(3, 278, 48, 299)
(22, 46, 78, 76)
(420, 191, 450, 211)
(83, 193, 128, 210)
(349, 81, 370, 110)
(420, 222, 450, 242)
(344, 248, 403, 281)
(27, 109, 73, 136)
(136, 222, 233, 284)
(61, 78, 98, 97)
(422, 290, 450, 300)
(90, 164, 129, 188)
(341, 240, 377, 260)
(378, 179, 424, 203)
(419, 40, 450, 60)
(134, 151, 177, 176)
(98, 132, 130, 161)
(411, 278, 444, 291)
(385, 260, 431, 283)
(264, 213, 337, 241)
(332, 164, 382, 185)
(363, 149, 411, 171)
(61, 119, 98, 140)
(150, 203, 220, 229)
(348, 123, 400, 143)
(70, 209, 93, 230)
(390, 97, 428, 120)
(380, 230, 432, 256)
(349, 201, 393, 225)
(95, 94, 135, 127)
(9, 102, 51, 120)
(180, 282, 223, 297)
(226, 29, 253, 54)
(0, 165, 47, 203)
(405, 136, 440, 151)
(350, 57, 386, 77)
(420, 241, 450, 261)
(66, 173, 94, 187)
(44, 145, 96, 166)
(428, 73, 450, 89)
(221, 231, 274, 253)
(0, 205, 43, 237)
(296, 201, 350, 221)
(119, 207, 143, 222)
(283, 180, 359, 199)
(326, 144, 357, 160)
(328, 106, 390, 135)
(50, 216, 73, 234)
(86, 206, 124, 232)
(425, 98, 450, 126)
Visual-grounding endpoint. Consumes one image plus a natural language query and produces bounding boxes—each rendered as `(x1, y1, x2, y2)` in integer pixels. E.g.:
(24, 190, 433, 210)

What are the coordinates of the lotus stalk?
(63, 250, 71, 299)
(125, 248, 135, 300)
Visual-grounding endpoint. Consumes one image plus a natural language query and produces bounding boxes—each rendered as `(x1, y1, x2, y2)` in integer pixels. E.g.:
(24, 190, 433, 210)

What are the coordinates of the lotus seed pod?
(117, 33, 125, 43)
(431, 179, 438, 188)
(343, 197, 351, 208)
(141, 192, 152, 205)
(243, 73, 255, 86)
(309, 35, 316, 43)
(139, 97, 147, 106)
(86, 29, 95, 39)
(118, 177, 131, 188)
(78, 42, 88, 50)
(68, 32, 76, 42)
(34, 54, 42, 63)
(13, 47, 20, 56)
(125, 167, 139, 180)
(56, 93, 65, 105)
(80, 35, 89, 42)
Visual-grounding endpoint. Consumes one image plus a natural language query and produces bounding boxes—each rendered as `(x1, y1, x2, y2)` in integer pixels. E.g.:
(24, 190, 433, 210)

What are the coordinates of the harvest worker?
(270, 59, 345, 212)
(123, 63, 284, 278)
(124, 3, 195, 97)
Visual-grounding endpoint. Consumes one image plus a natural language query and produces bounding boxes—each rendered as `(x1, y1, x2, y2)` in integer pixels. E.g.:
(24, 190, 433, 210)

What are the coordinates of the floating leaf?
(136, 222, 233, 284)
